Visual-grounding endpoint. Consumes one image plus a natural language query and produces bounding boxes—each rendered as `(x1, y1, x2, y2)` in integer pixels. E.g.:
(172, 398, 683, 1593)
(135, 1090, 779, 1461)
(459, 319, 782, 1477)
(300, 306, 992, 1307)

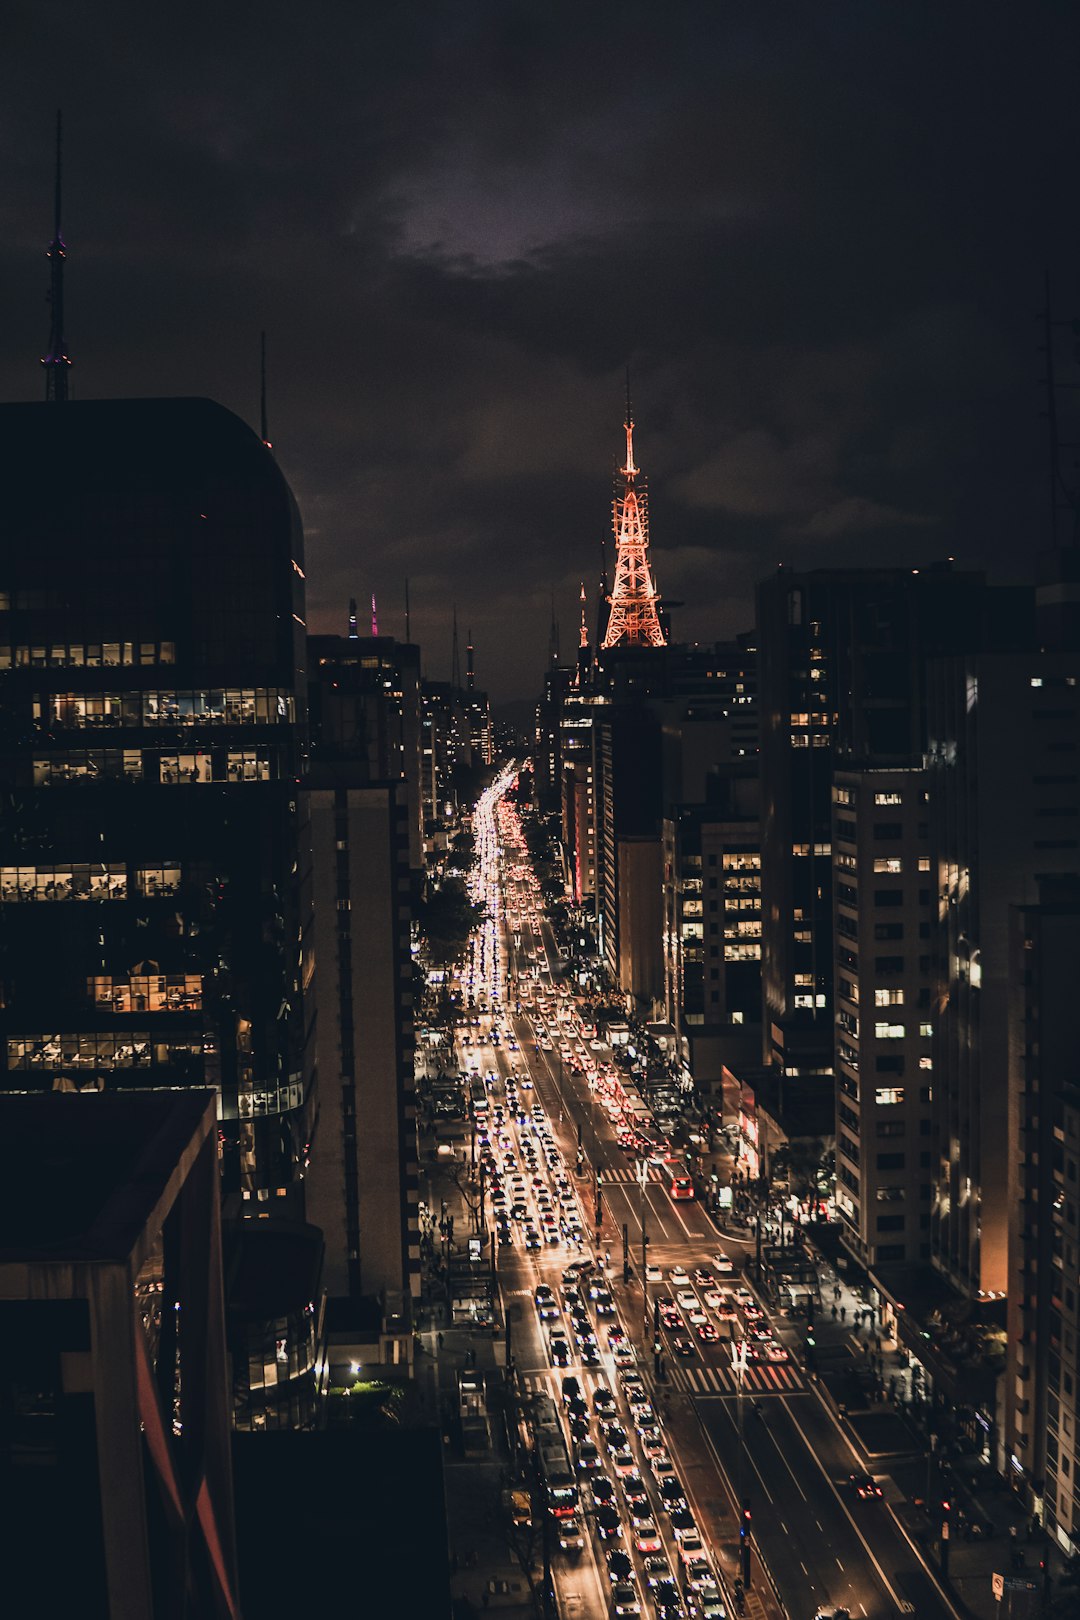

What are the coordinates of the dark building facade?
(0, 400, 315, 1208)
(0, 1091, 238, 1619)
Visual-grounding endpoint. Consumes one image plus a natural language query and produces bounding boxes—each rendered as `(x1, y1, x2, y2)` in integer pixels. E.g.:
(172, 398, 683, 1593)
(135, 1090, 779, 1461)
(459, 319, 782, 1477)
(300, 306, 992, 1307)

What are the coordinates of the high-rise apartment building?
(832, 766, 935, 1265)
(756, 565, 1025, 1088)
(305, 647, 420, 1308)
(928, 651, 1080, 1300)
(1005, 877, 1080, 1551)
(0, 400, 315, 1207)
(662, 766, 761, 1087)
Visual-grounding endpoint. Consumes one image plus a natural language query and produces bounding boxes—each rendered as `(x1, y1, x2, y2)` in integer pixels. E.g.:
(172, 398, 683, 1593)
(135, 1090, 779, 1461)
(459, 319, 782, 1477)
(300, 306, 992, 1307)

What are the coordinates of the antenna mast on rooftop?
(42, 111, 72, 402)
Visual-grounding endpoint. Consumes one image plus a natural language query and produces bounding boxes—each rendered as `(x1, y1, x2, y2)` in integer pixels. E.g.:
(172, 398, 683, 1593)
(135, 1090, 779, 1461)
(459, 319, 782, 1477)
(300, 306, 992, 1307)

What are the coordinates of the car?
(640, 1431, 666, 1461)
(620, 1471, 650, 1511)
(812, 1610, 851, 1620)
(576, 1441, 602, 1473)
(659, 1476, 688, 1512)
(557, 1515, 584, 1553)
(606, 1549, 634, 1585)
(561, 1374, 581, 1405)
(610, 1580, 641, 1618)
(605, 1424, 631, 1456)
(692, 1268, 714, 1288)
(642, 1554, 674, 1587)
(566, 1393, 587, 1421)
(523, 1229, 541, 1250)
(568, 1414, 589, 1445)
(652, 1580, 686, 1619)
(649, 1451, 676, 1484)
(687, 1307, 708, 1327)
(670, 1335, 696, 1358)
(694, 1585, 726, 1619)
(550, 1337, 571, 1367)
(645, 1261, 662, 1282)
(593, 1385, 616, 1414)
(591, 1474, 617, 1509)
(677, 1532, 706, 1565)
(669, 1265, 689, 1284)
(763, 1340, 789, 1361)
(628, 1394, 653, 1423)
(684, 1556, 714, 1591)
(594, 1504, 624, 1541)
(581, 1343, 602, 1368)
(594, 1289, 615, 1317)
(848, 1472, 884, 1500)
(535, 1284, 559, 1318)
(712, 1252, 734, 1275)
(633, 1516, 662, 1553)
(676, 1289, 698, 1310)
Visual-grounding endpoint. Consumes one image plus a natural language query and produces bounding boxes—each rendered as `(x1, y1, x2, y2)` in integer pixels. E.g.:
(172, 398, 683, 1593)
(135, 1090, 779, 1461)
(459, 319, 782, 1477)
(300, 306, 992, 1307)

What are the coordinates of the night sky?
(3, 2, 1079, 700)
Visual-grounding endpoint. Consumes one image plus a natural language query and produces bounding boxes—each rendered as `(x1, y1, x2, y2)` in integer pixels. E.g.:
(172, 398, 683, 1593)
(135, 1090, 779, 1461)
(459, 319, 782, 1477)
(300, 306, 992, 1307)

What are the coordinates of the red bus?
(663, 1161, 695, 1201)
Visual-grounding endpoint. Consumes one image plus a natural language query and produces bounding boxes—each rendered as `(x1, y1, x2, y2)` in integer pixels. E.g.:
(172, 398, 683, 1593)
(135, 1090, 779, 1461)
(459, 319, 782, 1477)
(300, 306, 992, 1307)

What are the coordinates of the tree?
(415, 877, 486, 967)
(770, 1139, 832, 1200)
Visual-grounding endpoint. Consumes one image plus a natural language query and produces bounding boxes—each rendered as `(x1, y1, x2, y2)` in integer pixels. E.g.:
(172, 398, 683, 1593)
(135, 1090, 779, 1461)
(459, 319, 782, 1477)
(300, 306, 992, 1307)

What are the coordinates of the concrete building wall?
(306, 784, 419, 1305)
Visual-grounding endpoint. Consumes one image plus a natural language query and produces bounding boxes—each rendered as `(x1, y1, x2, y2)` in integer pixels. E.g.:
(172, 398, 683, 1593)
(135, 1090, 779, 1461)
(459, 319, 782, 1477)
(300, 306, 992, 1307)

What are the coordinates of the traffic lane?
(697, 1394, 887, 1620)
(790, 1396, 958, 1620)
(761, 1397, 900, 1618)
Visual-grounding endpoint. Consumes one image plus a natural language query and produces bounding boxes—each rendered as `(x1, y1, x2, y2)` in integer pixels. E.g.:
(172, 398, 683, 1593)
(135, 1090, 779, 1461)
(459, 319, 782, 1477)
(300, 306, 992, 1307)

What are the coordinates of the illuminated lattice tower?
(601, 406, 665, 650)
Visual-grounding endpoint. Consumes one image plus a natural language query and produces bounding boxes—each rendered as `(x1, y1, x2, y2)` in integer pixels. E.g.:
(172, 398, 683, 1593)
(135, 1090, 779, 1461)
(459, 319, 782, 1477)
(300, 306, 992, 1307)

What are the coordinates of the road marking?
(836, 1557, 844, 1570)
(783, 1398, 907, 1612)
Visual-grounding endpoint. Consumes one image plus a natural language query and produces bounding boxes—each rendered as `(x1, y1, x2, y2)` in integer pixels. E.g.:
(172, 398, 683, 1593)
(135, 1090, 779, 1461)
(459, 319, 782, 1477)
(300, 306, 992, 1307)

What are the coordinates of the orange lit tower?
(601, 397, 665, 649)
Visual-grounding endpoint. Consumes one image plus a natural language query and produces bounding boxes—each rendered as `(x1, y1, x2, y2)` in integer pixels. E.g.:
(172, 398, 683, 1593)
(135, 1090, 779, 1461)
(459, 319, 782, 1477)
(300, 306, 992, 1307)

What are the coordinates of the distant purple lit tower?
(41, 111, 72, 402)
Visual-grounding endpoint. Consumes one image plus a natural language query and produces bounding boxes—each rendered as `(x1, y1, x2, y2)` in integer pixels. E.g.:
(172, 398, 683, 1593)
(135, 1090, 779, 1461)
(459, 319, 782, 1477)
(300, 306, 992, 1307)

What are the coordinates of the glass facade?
(0, 398, 315, 1202)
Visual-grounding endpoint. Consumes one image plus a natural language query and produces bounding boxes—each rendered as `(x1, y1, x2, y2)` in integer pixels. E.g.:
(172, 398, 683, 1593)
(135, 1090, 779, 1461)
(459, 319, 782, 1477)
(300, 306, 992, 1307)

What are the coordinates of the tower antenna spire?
(347, 598, 359, 639)
(451, 605, 462, 691)
(601, 380, 665, 650)
(371, 592, 379, 637)
(260, 330, 272, 448)
(405, 577, 411, 642)
(466, 629, 475, 692)
(42, 110, 72, 401)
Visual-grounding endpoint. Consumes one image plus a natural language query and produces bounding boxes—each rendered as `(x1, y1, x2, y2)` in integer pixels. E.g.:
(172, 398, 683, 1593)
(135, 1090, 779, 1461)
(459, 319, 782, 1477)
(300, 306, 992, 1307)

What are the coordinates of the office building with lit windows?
(0, 399, 315, 1209)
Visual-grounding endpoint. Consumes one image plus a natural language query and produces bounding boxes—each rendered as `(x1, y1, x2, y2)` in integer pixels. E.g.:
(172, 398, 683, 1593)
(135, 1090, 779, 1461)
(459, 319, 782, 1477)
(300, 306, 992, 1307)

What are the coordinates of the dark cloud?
(1, 1, 1078, 697)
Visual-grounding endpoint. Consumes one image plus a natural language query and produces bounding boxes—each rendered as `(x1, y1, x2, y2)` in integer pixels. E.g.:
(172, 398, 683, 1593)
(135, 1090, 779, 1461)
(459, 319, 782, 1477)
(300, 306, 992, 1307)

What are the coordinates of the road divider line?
(782, 1398, 906, 1613)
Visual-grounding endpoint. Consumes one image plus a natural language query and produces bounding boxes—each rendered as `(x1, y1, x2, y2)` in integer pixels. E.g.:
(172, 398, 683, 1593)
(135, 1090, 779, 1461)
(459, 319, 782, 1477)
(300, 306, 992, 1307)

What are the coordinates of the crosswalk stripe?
(597, 1166, 663, 1184)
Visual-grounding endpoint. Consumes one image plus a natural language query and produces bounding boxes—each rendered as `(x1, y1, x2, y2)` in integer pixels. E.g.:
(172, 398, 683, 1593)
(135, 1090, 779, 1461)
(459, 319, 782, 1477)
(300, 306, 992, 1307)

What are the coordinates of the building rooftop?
(0, 1090, 215, 1264)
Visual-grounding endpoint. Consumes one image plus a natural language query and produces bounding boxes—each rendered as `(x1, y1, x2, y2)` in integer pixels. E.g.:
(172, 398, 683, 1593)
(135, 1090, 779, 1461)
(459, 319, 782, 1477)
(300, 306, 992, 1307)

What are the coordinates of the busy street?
(417, 769, 971, 1620)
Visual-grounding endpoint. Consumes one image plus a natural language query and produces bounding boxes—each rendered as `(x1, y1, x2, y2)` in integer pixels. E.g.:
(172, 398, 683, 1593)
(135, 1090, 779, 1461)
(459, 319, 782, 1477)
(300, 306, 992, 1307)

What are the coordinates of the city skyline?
(3, 4, 1080, 698)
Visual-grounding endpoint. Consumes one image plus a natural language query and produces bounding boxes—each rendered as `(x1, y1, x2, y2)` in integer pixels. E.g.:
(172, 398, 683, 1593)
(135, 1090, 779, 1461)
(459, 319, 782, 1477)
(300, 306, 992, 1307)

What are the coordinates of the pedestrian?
(831, 1303, 838, 1321)
(437, 1332, 444, 1352)
(840, 1305, 846, 1322)
(834, 1284, 842, 1302)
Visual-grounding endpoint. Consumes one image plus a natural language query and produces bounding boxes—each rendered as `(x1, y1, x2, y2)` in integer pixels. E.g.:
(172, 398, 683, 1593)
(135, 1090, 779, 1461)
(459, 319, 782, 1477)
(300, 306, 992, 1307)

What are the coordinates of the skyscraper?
(0, 399, 315, 1208)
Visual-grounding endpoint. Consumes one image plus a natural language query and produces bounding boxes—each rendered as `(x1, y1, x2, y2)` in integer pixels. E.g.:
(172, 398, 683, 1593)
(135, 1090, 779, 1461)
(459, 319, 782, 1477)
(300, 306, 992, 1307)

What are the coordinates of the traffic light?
(741, 1499, 752, 1539)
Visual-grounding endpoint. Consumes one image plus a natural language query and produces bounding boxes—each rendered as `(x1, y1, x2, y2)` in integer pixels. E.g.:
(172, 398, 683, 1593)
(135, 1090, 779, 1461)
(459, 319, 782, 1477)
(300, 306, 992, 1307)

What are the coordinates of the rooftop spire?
(371, 592, 379, 637)
(42, 110, 71, 401)
(347, 598, 359, 639)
